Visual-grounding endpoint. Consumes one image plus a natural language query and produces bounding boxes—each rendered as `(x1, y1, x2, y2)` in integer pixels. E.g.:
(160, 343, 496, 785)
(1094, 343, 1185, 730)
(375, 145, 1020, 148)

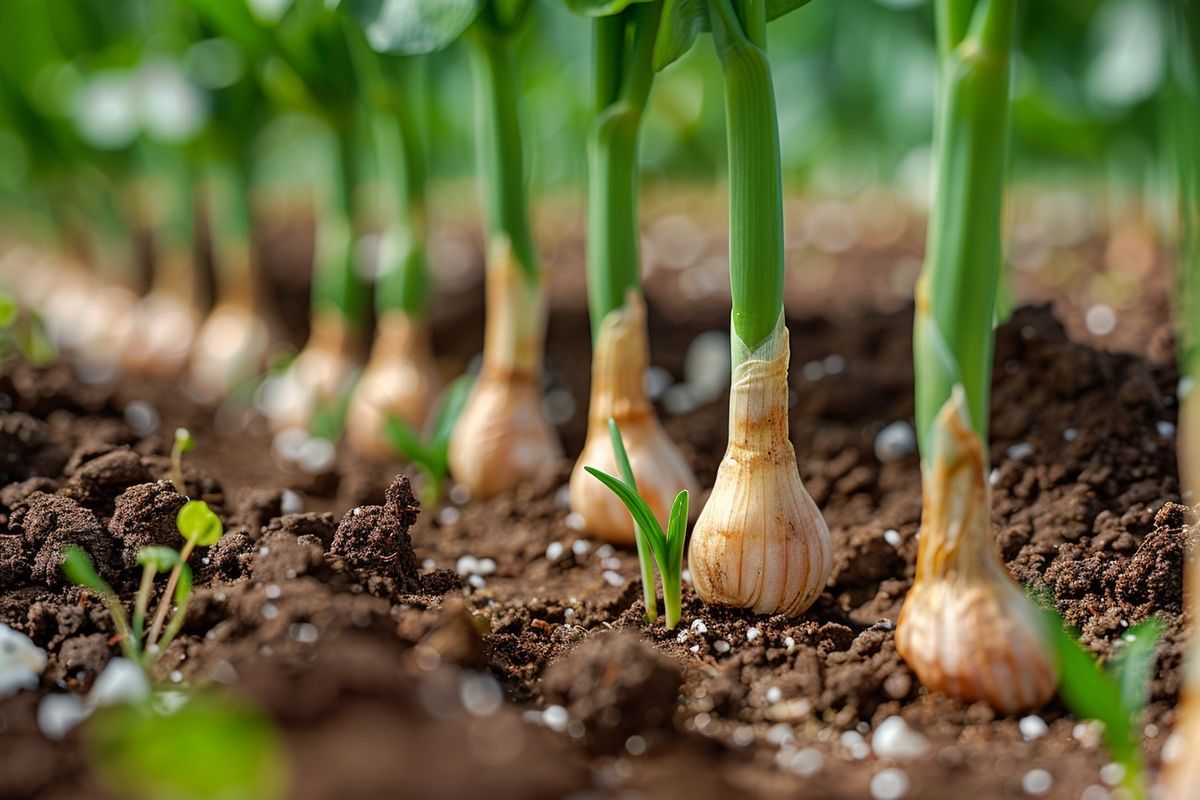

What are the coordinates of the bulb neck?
(587, 290, 651, 429)
(481, 235, 545, 379)
(308, 308, 364, 364)
(726, 317, 792, 456)
(370, 311, 431, 364)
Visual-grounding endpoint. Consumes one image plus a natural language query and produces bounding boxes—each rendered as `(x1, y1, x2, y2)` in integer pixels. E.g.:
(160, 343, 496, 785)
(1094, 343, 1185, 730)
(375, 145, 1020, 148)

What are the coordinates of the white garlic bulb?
(263, 311, 360, 433)
(569, 292, 698, 544)
(448, 238, 561, 498)
(346, 312, 441, 461)
(895, 386, 1057, 713)
(688, 320, 832, 616)
(188, 302, 271, 402)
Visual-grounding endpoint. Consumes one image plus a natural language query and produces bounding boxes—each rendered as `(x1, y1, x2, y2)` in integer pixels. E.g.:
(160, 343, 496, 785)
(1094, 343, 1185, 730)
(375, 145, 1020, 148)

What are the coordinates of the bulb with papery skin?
(117, 289, 199, 379)
(188, 303, 271, 402)
(448, 237, 560, 499)
(895, 386, 1057, 714)
(263, 312, 359, 432)
(569, 292, 697, 544)
(345, 313, 440, 461)
(688, 321, 832, 616)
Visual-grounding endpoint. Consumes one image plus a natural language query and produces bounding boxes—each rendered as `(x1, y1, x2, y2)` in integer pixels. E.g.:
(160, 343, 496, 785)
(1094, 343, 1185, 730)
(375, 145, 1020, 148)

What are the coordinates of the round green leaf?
(174, 428, 196, 454)
(135, 547, 180, 572)
(342, 0, 485, 55)
(176, 501, 224, 547)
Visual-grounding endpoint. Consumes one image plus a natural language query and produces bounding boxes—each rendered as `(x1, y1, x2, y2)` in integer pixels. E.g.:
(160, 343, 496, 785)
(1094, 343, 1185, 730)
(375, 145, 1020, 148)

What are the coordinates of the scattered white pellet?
(1099, 763, 1125, 786)
(625, 735, 647, 756)
(870, 767, 910, 800)
(542, 705, 569, 732)
(691, 620, 708, 634)
(289, 623, 319, 643)
(732, 726, 755, 746)
(438, 506, 461, 526)
(1019, 715, 1048, 741)
(746, 627, 760, 642)
(88, 659, 150, 707)
(765, 686, 783, 704)
(421, 558, 435, 570)
(123, 401, 160, 435)
(684, 331, 731, 402)
(714, 640, 731, 654)
(459, 672, 503, 717)
(766, 723, 794, 745)
(778, 746, 824, 776)
(875, 421, 916, 463)
(644, 366, 674, 400)
(1022, 768, 1052, 796)
(280, 489, 303, 514)
(824, 355, 846, 375)
(784, 636, 796, 650)
(1006, 442, 1033, 460)
(449, 484, 471, 505)
(545, 542, 565, 562)
(1085, 304, 1116, 336)
(884, 529, 902, 548)
(596, 544, 615, 558)
(1063, 427, 1079, 442)
(169, 670, 183, 684)
(571, 538, 591, 555)
(1162, 731, 1182, 764)
(689, 645, 700, 653)
(467, 575, 487, 589)
(0, 624, 46, 698)
(261, 603, 278, 620)
(37, 693, 89, 740)
(871, 716, 931, 761)
(841, 730, 871, 760)
(1157, 420, 1176, 438)
(265, 584, 281, 600)
(297, 436, 336, 474)
(477, 558, 497, 576)
(602, 570, 625, 587)
(566, 514, 586, 532)
(802, 361, 825, 382)
(1079, 786, 1110, 800)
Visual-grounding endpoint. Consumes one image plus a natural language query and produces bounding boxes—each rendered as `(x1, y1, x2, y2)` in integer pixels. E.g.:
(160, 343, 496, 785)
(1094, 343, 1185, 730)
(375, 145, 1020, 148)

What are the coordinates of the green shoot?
(169, 428, 195, 495)
(62, 547, 139, 662)
(1042, 608, 1162, 800)
(585, 419, 689, 629)
(606, 418, 659, 623)
(310, 369, 361, 442)
(384, 374, 474, 505)
(87, 689, 287, 800)
(145, 501, 223, 651)
(132, 547, 180, 647)
(0, 289, 55, 370)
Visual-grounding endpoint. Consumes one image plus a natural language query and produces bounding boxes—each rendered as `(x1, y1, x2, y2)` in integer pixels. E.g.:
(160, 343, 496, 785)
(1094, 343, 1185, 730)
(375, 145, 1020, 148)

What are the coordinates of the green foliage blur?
(0, 0, 1170, 232)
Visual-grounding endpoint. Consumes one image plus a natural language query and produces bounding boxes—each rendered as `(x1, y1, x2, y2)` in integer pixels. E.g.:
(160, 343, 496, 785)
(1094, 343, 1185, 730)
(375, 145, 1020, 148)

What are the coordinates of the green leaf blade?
(61, 546, 112, 595)
(1111, 618, 1163, 720)
(583, 467, 668, 556)
(652, 0, 709, 71)
(177, 501, 224, 548)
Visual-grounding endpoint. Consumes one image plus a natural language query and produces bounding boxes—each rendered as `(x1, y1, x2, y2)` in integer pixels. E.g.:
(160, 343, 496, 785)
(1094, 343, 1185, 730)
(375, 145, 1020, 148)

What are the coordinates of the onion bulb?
(895, 386, 1057, 713)
(187, 302, 271, 402)
(448, 238, 560, 498)
(569, 291, 697, 544)
(688, 319, 832, 616)
(345, 312, 441, 461)
(263, 311, 360, 432)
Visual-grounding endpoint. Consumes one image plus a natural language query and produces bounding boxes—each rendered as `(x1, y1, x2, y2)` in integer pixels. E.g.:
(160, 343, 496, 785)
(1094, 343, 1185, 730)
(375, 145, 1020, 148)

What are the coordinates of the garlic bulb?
(263, 311, 360, 432)
(688, 319, 832, 616)
(118, 288, 199, 379)
(188, 302, 271, 402)
(346, 312, 441, 461)
(569, 292, 697, 544)
(448, 238, 561, 498)
(895, 386, 1057, 713)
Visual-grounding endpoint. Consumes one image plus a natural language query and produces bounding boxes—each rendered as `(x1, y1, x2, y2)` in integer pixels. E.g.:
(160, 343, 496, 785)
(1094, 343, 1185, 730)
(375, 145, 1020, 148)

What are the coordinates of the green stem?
(131, 565, 155, 642)
(662, 570, 682, 630)
(709, 0, 785, 353)
(145, 539, 196, 651)
(585, 6, 660, 336)
(311, 115, 371, 332)
(913, 0, 1014, 462)
(157, 595, 191, 656)
(610, 419, 659, 623)
(468, 28, 538, 284)
(936, 0, 975, 60)
(375, 63, 430, 318)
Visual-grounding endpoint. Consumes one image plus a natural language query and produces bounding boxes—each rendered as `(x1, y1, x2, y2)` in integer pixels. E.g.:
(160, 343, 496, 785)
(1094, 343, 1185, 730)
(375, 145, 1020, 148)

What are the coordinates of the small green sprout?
(311, 372, 360, 443)
(87, 689, 287, 800)
(1043, 607, 1163, 800)
(584, 419, 689, 629)
(0, 290, 55, 369)
(169, 428, 196, 494)
(132, 547, 180, 647)
(384, 374, 474, 506)
(146, 500, 223, 648)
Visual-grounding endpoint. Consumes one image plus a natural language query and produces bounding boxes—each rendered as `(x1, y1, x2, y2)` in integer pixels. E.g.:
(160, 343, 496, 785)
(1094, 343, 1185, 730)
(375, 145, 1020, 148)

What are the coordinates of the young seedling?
(1043, 609, 1162, 800)
(565, 0, 700, 546)
(145, 500, 223, 651)
(0, 290, 55, 370)
(168, 428, 195, 495)
(383, 374, 474, 505)
(131, 547, 179, 647)
(585, 419, 689, 629)
(62, 547, 141, 662)
(892, 0, 1058, 714)
(652, 0, 832, 616)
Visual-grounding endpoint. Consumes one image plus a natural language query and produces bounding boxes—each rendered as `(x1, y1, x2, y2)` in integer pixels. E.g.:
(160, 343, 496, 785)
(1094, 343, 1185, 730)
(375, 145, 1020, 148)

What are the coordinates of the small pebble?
(571, 538, 591, 556)
(1006, 442, 1033, 460)
(602, 570, 624, 587)
(1021, 768, 1052, 796)
(542, 705, 568, 732)
(467, 575, 486, 589)
(714, 640, 730, 654)
(746, 627, 760, 642)
(784, 636, 795, 650)
(875, 421, 916, 463)
(691, 620, 708, 634)
(545, 542, 565, 562)
(1018, 715, 1048, 741)
(871, 716, 931, 761)
(870, 767, 910, 800)
(883, 529, 902, 548)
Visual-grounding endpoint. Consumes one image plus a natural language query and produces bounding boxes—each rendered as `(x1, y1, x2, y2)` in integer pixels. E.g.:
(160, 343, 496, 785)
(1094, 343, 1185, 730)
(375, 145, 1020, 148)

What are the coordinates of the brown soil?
(0, 249, 1189, 799)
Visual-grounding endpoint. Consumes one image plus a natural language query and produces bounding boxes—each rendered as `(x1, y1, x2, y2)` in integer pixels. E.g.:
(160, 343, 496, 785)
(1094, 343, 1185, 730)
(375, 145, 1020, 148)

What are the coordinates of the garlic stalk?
(570, 292, 698, 544)
(447, 237, 560, 498)
(346, 311, 441, 461)
(263, 310, 360, 432)
(895, 387, 1057, 714)
(689, 317, 832, 616)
